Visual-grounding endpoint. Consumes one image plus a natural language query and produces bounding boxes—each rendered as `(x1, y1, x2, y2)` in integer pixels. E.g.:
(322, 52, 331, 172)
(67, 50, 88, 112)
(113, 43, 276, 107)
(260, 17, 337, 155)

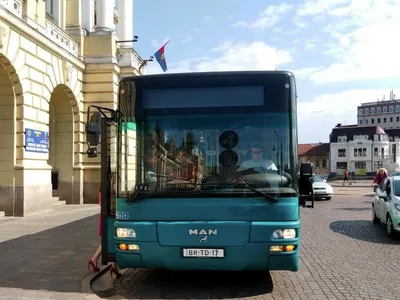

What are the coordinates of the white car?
(312, 174, 333, 200)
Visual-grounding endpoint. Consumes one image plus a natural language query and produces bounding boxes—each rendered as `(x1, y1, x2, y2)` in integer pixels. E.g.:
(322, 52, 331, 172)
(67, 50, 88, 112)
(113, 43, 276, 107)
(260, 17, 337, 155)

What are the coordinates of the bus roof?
(120, 70, 295, 83)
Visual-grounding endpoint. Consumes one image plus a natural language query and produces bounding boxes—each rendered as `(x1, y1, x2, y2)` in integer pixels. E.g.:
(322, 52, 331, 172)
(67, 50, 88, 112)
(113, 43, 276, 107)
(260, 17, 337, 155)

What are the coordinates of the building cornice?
(0, 6, 85, 70)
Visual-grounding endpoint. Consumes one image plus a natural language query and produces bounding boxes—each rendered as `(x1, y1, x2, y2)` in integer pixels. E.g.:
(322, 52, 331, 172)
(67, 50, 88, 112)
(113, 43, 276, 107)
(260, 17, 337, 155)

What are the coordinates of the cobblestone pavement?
(100, 193, 400, 300)
(0, 204, 101, 300)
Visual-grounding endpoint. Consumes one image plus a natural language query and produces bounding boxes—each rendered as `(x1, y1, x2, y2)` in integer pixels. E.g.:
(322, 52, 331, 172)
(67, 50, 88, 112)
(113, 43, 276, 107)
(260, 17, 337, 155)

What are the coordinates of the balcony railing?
(0, 0, 23, 18)
(373, 155, 394, 159)
(45, 20, 78, 57)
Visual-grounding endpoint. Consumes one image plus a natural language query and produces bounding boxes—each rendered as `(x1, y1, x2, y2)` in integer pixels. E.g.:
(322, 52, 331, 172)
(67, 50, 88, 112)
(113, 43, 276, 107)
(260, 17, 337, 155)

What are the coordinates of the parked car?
(389, 172, 400, 177)
(312, 174, 333, 200)
(372, 175, 400, 237)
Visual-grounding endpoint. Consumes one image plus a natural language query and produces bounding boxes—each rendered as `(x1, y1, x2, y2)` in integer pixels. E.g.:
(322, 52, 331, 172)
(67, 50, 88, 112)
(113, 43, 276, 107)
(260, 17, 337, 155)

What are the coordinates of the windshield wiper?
(234, 178, 278, 203)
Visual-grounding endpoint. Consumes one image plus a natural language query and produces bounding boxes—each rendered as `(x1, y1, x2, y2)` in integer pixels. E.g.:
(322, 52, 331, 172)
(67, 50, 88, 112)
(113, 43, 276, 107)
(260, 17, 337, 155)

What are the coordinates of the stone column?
(117, 0, 133, 47)
(82, 0, 95, 32)
(95, 0, 115, 32)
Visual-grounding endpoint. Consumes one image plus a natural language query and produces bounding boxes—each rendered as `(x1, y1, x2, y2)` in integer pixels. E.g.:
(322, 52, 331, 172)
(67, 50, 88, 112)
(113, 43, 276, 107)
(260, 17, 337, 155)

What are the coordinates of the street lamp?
(139, 56, 154, 74)
(116, 35, 139, 44)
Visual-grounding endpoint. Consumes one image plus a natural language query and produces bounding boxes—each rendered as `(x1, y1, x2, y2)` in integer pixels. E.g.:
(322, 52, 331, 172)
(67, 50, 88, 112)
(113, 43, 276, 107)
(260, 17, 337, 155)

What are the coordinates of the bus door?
(86, 106, 119, 265)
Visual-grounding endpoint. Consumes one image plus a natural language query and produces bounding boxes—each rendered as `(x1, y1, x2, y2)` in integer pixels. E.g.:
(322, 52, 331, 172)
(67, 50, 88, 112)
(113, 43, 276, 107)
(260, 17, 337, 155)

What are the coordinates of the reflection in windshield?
(118, 113, 297, 197)
(312, 174, 324, 182)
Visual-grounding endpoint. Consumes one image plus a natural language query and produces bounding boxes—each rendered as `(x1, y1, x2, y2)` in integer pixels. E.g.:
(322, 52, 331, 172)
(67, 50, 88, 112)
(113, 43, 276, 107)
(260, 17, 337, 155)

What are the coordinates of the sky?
(131, 0, 400, 144)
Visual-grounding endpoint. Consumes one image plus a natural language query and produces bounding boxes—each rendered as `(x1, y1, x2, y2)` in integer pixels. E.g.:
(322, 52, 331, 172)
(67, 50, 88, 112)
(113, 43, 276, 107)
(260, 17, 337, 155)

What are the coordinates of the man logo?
(198, 236, 208, 243)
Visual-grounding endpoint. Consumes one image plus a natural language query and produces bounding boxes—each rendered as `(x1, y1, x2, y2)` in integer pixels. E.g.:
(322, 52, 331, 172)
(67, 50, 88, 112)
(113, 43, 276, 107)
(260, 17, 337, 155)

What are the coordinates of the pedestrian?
(343, 169, 350, 185)
(87, 175, 121, 279)
(373, 168, 388, 186)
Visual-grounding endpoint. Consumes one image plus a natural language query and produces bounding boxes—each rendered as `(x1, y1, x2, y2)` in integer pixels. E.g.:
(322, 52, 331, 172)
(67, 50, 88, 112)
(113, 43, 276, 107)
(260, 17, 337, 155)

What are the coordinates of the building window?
(359, 120, 362, 124)
(365, 119, 368, 124)
(390, 106, 394, 112)
(377, 107, 381, 113)
(371, 119, 375, 123)
(315, 160, 320, 167)
(378, 118, 381, 123)
(371, 107, 375, 114)
(359, 109, 363, 115)
(397, 117, 399, 122)
(45, 0, 53, 16)
(374, 161, 383, 169)
(396, 105, 400, 112)
(384, 117, 387, 123)
(355, 161, 366, 169)
(322, 160, 327, 168)
(365, 108, 369, 114)
(390, 117, 393, 122)
(383, 106, 387, 113)
(336, 162, 347, 170)
(354, 148, 367, 157)
(338, 149, 346, 157)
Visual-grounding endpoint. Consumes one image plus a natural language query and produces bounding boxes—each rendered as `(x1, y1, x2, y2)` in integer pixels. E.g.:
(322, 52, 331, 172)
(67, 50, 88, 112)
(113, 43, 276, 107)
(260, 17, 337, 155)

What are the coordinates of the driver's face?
(251, 148, 262, 160)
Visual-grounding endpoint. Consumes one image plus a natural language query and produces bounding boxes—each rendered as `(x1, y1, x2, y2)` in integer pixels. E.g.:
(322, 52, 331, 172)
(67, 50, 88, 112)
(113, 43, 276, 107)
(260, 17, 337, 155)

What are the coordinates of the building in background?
(298, 143, 329, 177)
(357, 90, 400, 129)
(328, 124, 400, 178)
(0, 0, 146, 216)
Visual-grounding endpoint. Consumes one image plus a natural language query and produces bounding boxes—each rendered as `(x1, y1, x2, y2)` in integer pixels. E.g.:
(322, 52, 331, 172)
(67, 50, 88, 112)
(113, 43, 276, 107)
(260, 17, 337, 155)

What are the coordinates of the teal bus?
(86, 70, 314, 272)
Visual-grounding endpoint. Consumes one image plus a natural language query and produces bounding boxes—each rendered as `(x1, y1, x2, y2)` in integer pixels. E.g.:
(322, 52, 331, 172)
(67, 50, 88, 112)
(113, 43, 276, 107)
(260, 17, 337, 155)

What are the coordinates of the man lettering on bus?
(236, 144, 278, 172)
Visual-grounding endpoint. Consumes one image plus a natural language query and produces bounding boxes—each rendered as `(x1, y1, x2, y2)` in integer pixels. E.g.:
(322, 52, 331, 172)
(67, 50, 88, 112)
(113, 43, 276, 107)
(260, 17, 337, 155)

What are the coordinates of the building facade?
(298, 143, 329, 177)
(329, 124, 400, 177)
(357, 92, 400, 129)
(0, 0, 145, 216)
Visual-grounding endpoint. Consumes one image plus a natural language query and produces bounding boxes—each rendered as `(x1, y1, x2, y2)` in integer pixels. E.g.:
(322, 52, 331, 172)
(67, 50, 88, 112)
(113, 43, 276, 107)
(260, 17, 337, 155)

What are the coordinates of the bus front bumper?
(114, 241, 299, 271)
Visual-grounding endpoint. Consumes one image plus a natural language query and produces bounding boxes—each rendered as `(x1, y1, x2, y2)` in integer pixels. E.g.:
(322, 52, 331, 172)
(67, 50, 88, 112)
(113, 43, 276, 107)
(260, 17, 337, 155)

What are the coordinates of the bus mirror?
(86, 111, 101, 146)
(299, 162, 313, 195)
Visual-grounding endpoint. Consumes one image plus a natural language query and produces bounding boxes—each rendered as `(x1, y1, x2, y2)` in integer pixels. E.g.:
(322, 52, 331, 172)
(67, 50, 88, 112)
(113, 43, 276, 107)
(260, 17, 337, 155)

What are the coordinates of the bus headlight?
(116, 228, 136, 238)
(273, 229, 296, 239)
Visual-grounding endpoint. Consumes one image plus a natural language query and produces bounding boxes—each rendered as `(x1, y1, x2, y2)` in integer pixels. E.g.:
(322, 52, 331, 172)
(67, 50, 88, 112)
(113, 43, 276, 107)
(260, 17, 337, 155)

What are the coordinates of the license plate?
(314, 190, 325, 193)
(183, 248, 224, 258)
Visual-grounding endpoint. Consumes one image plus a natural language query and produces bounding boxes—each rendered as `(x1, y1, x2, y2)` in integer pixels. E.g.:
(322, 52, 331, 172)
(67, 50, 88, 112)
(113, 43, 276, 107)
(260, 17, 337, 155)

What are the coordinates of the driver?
(236, 144, 278, 172)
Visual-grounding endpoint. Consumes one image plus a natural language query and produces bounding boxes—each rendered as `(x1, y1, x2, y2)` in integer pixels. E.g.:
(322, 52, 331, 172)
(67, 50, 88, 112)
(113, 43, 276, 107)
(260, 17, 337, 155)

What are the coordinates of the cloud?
(146, 41, 292, 74)
(203, 16, 212, 24)
(181, 36, 193, 44)
(297, 88, 400, 143)
(297, 0, 349, 16)
(233, 3, 294, 29)
(297, 0, 400, 84)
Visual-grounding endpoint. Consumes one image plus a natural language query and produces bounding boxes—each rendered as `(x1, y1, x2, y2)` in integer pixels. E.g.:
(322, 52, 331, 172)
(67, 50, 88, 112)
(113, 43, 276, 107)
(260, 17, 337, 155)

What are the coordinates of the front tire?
(386, 215, 396, 237)
(372, 207, 380, 224)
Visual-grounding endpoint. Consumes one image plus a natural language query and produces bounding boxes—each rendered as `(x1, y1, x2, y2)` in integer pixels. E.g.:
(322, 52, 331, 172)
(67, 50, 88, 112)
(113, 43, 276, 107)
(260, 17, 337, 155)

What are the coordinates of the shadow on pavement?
(114, 269, 273, 299)
(0, 214, 99, 296)
(332, 207, 371, 211)
(329, 220, 400, 244)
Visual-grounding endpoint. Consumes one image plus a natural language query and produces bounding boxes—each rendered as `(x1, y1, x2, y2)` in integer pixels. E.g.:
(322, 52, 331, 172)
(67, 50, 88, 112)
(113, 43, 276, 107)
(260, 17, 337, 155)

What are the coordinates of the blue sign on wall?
(24, 128, 49, 153)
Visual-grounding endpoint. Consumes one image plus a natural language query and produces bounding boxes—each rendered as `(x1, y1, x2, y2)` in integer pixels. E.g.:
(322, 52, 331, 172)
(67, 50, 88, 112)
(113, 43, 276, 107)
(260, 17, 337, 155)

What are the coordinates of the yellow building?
(0, 0, 146, 216)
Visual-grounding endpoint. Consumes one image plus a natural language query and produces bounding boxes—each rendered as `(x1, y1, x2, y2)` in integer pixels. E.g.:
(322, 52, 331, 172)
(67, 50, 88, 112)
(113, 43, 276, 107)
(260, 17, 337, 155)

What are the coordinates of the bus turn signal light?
(270, 245, 296, 252)
(119, 243, 140, 251)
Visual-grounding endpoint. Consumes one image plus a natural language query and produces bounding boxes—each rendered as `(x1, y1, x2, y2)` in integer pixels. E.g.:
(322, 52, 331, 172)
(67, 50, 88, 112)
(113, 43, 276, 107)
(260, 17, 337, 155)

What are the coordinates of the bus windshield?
(118, 112, 297, 198)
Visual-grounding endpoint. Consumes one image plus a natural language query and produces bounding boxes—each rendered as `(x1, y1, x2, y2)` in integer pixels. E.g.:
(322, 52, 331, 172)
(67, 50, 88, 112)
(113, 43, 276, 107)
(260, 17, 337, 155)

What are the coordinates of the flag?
(154, 40, 170, 72)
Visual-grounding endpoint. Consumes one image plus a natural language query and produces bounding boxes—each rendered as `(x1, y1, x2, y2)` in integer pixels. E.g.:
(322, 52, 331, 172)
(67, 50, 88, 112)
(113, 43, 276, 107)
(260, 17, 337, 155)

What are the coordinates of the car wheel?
(386, 215, 396, 237)
(372, 207, 380, 224)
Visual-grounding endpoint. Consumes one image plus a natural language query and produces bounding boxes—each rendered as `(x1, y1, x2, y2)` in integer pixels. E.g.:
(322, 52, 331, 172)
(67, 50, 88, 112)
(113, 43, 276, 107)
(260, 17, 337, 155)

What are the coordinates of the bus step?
(52, 197, 66, 207)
